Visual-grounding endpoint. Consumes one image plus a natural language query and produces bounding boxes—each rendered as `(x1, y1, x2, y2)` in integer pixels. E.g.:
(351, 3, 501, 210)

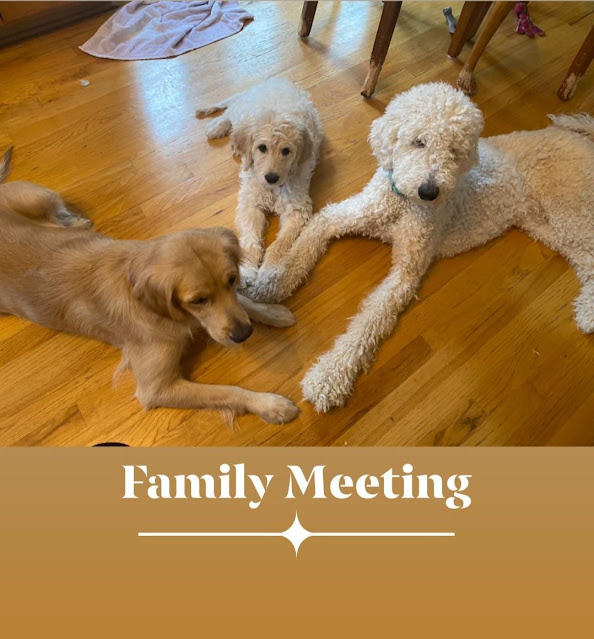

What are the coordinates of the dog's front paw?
(255, 393, 299, 424)
(301, 355, 352, 413)
(247, 267, 287, 303)
(240, 263, 259, 288)
(259, 303, 296, 328)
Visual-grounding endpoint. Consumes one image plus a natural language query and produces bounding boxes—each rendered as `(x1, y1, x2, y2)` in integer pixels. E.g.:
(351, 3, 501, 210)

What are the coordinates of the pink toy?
(514, 2, 545, 38)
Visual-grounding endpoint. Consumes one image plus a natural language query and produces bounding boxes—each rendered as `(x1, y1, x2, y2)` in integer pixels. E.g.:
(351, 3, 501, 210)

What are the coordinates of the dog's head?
(369, 82, 484, 205)
(130, 228, 253, 347)
(232, 112, 313, 187)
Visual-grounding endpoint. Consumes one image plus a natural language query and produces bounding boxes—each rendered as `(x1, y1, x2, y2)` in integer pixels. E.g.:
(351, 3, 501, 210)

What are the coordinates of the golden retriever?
(0, 148, 299, 424)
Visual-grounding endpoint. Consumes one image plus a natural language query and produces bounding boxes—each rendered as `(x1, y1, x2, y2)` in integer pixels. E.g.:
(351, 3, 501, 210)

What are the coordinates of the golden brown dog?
(0, 148, 298, 424)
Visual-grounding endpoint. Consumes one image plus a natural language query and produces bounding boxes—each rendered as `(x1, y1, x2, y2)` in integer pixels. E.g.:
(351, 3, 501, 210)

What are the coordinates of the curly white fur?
(245, 82, 594, 413)
(197, 78, 323, 286)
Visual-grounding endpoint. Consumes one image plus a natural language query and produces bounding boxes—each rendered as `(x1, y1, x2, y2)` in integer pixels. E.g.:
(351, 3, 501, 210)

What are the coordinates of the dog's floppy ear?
(231, 119, 254, 169)
(368, 112, 396, 170)
(369, 113, 398, 171)
(456, 95, 484, 170)
(129, 250, 186, 322)
(296, 125, 314, 168)
(208, 226, 241, 265)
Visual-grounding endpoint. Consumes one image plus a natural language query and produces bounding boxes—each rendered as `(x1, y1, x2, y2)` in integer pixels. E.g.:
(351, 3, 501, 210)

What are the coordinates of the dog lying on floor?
(0, 148, 298, 424)
(196, 77, 323, 286)
(245, 82, 594, 412)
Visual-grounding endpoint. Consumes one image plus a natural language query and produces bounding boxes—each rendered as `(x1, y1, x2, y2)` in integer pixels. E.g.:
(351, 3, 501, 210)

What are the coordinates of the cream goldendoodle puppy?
(197, 78, 323, 285)
(246, 82, 594, 412)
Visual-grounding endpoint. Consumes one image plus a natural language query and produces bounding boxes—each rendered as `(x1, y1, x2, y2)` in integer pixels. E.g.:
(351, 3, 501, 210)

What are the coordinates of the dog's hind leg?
(565, 249, 594, 333)
(574, 280, 594, 333)
(51, 201, 93, 229)
(205, 115, 232, 140)
(521, 208, 594, 333)
(0, 181, 92, 229)
(196, 96, 232, 117)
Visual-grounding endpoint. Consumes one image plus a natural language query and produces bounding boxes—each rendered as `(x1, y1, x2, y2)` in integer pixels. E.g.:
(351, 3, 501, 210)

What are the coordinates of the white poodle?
(245, 82, 594, 413)
(197, 78, 323, 285)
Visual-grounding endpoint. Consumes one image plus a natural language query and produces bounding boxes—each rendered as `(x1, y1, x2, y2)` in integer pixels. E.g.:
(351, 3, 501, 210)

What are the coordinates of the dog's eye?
(228, 275, 237, 287)
(281, 148, 291, 156)
(412, 139, 425, 148)
(191, 296, 208, 305)
(258, 144, 267, 153)
(450, 147, 460, 158)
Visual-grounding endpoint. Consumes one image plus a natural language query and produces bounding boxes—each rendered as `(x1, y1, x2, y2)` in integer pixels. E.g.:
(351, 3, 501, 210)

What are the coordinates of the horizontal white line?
(139, 532, 280, 537)
(138, 531, 455, 537)
(309, 532, 455, 537)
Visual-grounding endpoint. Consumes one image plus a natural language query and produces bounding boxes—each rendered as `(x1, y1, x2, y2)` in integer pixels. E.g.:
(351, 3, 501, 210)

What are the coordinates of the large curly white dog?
(197, 78, 323, 285)
(246, 82, 594, 413)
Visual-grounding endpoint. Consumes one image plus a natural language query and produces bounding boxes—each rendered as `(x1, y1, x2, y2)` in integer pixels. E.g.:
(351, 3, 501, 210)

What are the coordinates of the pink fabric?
(80, 1, 253, 61)
(514, 2, 545, 38)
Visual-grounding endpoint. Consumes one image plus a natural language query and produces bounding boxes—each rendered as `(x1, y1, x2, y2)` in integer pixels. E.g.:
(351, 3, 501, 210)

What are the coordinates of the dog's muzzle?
(230, 322, 253, 344)
(418, 182, 440, 201)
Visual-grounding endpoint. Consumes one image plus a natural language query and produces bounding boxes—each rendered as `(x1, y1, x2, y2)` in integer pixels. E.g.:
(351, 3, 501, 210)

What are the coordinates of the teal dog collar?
(386, 169, 406, 198)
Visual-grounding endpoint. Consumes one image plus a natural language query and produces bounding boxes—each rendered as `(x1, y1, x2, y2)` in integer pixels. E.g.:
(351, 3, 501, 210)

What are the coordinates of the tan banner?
(0, 447, 592, 636)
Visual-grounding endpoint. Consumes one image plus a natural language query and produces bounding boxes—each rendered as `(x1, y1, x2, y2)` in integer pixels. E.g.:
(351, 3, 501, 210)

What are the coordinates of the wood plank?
(0, 1, 593, 446)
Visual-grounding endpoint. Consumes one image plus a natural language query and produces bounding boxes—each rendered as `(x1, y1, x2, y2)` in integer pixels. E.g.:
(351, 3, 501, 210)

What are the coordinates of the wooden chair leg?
(466, 1, 492, 40)
(557, 23, 594, 101)
(298, 1, 318, 38)
(448, 2, 492, 59)
(361, 1, 403, 97)
(457, 1, 514, 94)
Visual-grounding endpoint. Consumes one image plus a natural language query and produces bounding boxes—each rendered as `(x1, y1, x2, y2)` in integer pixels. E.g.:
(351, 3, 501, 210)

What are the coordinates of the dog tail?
(0, 147, 13, 184)
(548, 113, 594, 143)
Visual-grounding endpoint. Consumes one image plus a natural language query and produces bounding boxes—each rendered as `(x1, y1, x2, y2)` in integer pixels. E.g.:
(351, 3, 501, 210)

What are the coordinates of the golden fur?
(0, 149, 299, 424)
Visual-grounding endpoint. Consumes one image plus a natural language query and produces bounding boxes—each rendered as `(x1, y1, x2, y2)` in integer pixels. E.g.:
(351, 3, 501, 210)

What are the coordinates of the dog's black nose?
(265, 173, 279, 184)
(418, 182, 440, 201)
(230, 322, 253, 344)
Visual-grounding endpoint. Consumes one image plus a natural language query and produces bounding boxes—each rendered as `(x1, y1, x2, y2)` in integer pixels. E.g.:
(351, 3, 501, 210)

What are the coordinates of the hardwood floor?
(1, 1, 593, 446)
